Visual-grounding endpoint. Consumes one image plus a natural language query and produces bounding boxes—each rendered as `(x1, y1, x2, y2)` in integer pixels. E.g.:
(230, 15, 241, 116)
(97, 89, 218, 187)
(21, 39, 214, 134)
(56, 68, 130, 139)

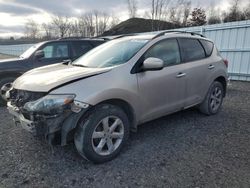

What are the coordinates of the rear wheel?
(199, 81, 224, 115)
(74, 104, 129, 163)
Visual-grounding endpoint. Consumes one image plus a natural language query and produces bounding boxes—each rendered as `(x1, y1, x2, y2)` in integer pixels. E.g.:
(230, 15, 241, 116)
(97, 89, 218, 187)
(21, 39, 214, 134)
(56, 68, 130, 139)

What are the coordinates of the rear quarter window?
(178, 38, 206, 62)
(200, 40, 214, 56)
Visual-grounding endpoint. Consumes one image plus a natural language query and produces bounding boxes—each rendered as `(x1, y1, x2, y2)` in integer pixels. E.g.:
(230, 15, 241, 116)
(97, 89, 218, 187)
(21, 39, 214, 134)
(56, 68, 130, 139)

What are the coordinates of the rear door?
(137, 38, 187, 122)
(178, 38, 215, 107)
(33, 42, 70, 68)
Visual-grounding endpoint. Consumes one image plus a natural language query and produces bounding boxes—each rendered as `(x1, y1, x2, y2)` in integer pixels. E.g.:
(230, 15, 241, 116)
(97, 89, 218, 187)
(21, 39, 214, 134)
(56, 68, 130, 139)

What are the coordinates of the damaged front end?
(5, 88, 89, 146)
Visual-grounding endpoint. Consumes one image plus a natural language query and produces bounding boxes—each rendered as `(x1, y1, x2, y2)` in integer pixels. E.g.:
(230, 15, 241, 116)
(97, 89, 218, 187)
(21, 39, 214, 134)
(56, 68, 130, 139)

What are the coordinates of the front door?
(33, 42, 70, 68)
(137, 39, 187, 122)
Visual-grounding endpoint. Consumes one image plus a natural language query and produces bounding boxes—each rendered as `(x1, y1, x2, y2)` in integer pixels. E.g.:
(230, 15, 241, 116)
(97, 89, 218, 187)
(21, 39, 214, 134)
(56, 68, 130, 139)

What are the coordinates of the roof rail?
(57, 36, 110, 41)
(112, 33, 139, 39)
(57, 37, 90, 40)
(152, 30, 206, 39)
(93, 36, 111, 41)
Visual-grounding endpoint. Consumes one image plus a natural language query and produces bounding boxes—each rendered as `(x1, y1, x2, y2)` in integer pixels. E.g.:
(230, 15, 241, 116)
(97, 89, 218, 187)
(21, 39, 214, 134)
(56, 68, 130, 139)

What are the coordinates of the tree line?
(24, 11, 120, 40)
(128, 0, 250, 30)
(23, 0, 250, 40)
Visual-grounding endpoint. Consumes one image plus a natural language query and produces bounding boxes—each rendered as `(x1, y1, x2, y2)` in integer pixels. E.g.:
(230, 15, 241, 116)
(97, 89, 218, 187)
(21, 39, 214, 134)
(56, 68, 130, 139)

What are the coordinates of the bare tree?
(127, 0, 138, 18)
(81, 12, 95, 37)
(151, 0, 165, 21)
(79, 11, 111, 37)
(223, 0, 245, 22)
(151, 0, 172, 30)
(244, 3, 250, 19)
(98, 12, 110, 35)
(207, 6, 221, 25)
(25, 19, 39, 39)
(42, 23, 53, 39)
(168, 2, 182, 25)
(94, 10, 100, 35)
(52, 15, 71, 38)
(182, 1, 191, 26)
(68, 20, 80, 37)
(167, 0, 191, 26)
(109, 14, 120, 29)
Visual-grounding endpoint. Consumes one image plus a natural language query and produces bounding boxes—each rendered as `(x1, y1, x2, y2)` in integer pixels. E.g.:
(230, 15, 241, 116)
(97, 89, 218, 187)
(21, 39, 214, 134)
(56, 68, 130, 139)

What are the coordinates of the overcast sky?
(0, 0, 246, 38)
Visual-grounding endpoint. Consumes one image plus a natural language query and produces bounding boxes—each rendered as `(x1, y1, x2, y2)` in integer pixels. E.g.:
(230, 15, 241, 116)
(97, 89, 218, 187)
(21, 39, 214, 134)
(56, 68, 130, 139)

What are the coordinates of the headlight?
(23, 94, 75, 114)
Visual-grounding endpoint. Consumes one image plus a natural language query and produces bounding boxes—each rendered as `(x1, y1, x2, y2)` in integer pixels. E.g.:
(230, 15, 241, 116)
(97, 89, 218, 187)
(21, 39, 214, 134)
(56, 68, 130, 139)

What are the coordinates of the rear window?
(178, 38, 206, 62)
(200, 40, 214, 56)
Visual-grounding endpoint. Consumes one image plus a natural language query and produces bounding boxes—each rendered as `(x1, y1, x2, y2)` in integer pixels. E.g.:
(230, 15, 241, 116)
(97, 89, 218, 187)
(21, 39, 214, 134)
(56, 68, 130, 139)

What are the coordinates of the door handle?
(176, 72, 186, 78)
(208, 65, 215, 69)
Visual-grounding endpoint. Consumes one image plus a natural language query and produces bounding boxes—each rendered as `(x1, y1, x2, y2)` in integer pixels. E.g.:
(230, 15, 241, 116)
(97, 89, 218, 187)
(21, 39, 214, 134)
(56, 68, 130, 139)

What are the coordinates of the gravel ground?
(0, 81, 249, 188)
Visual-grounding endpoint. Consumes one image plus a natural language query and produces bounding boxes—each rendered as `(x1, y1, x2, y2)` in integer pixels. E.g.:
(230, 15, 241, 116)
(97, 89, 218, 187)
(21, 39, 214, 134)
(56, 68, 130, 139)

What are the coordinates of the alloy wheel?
(91, 116, 124, 156)
(210, 86, 222, 112)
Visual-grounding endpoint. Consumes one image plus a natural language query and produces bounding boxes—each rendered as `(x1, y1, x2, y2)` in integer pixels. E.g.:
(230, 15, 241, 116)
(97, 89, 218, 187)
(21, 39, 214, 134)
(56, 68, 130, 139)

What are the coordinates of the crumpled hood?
(13, 63, 111, 92)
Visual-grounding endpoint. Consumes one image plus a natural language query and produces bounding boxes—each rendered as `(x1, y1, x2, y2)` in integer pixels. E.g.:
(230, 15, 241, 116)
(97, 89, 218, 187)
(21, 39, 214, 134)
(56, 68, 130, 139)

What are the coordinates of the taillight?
(223, 59, 228, 68)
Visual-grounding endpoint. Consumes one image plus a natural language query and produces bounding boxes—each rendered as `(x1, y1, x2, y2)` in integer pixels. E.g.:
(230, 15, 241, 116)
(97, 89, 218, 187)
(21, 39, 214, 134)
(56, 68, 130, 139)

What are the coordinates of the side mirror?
(142, 57, 164, 71)
(34, 50, 45, 59)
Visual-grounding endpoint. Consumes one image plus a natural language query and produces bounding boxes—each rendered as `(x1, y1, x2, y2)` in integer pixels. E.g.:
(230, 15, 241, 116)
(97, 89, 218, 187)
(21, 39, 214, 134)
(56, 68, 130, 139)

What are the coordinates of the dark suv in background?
(0, 38, 106, 102)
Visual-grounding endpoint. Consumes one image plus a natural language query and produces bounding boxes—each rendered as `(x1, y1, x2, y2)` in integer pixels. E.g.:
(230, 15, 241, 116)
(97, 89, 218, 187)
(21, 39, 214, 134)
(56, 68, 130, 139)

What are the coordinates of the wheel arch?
(214, 76, 227, 97)
(61, 98, 138, 146)
(96, 99, 137, 132)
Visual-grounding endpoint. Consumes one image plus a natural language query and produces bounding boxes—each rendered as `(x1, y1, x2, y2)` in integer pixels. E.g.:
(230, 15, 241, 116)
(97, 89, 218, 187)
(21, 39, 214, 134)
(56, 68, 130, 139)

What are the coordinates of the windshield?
(20, 43, 43, 59)
(73, 39, 148, 68)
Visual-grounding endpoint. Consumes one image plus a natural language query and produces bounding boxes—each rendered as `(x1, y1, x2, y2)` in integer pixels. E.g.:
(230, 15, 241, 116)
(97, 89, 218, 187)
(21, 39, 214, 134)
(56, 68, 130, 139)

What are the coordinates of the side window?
(200, 40, 214, 56)
(144, 39, 181, 66)
(41, 43, 69, 59)
(178, 38, 206, 62)
(72, 41, 93, 58)
(43, 45, 53, 58)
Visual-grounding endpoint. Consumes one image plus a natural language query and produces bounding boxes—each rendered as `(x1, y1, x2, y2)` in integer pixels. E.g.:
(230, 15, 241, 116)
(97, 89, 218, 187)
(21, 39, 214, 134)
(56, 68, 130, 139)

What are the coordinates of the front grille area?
(9, 89, 46, 108)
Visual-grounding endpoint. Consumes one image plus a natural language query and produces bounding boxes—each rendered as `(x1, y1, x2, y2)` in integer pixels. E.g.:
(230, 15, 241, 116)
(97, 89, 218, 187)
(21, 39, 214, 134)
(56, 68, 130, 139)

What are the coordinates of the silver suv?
(4, 31, 228, 163)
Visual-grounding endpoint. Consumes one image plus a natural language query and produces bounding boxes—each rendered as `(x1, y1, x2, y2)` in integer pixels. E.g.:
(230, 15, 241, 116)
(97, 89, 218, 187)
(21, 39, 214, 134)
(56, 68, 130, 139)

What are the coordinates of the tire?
(74, 104, 130, 163)
(199, 81, 224, 115)
(0, 77, 15, 105)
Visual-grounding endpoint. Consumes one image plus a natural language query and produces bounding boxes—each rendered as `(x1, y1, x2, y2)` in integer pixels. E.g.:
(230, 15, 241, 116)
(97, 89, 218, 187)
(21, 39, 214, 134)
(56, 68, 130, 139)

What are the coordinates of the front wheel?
(74, 104, 129, 163)
(199, 81, 224, 115)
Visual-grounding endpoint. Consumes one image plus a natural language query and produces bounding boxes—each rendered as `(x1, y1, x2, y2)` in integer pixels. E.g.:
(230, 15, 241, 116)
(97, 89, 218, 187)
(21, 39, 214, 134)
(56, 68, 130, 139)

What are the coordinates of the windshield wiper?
(63, 59, 72, 65)
(72, 64, 89, 68)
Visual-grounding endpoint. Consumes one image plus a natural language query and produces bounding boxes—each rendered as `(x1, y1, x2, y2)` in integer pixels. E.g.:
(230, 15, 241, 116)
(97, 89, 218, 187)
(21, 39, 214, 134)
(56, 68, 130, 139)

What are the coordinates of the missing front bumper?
(8, 103, 38, 134)
(7, 102, 88, 145)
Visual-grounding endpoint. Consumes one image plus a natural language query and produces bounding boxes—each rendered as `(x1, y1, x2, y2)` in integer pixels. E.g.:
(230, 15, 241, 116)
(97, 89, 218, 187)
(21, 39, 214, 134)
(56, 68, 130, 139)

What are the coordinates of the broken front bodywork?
(6, 88, 89, 145)
(3, 63, 113, 145)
